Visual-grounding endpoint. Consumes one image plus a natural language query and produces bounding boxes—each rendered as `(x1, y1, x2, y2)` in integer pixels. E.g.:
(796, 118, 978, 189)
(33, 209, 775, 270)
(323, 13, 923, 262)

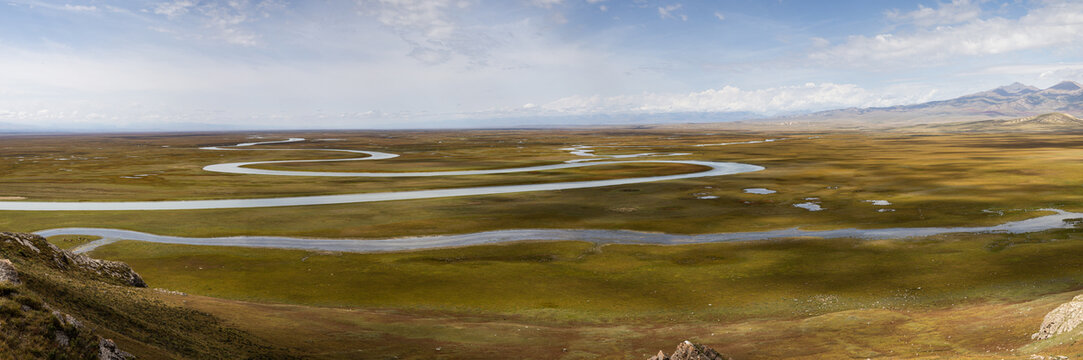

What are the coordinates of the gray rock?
(53, 310, 83, 329)
(55, 330, 70, 347)
(0, 259, 18, 284)
(98, 338, 134, 360)
(0, 232, 146, 287)
(648, 341, 731, 360)
(1034, 294, 1083, 340)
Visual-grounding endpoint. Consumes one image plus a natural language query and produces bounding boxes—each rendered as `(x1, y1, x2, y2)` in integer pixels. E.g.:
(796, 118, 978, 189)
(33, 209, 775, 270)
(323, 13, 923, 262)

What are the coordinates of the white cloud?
(658, 4, 686, 21)
(713, 11, 724, 21)
(531, 0, 563, 8)
(60, 4, 96, 12)
(526, 83, 924, 115)
(885, 0, 981, 27)
(153, 0, 195, 18)
(359, 0, 497, 64)
(812, 1, 1083, 67)
(976, 63, 1083, 83)
(149, 0, 282, 46)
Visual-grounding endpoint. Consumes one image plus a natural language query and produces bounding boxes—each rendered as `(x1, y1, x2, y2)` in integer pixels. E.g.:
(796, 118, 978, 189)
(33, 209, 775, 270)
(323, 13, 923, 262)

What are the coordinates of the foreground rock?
(1033, 294, 1083, 340)
(0, 258, 19, 284)
(99, 338, 135, 360)
(0, 232, 145, 287)
(648, 341, 731, 360)
(0, 247, 137, 359)
(0, 231, 293, 358)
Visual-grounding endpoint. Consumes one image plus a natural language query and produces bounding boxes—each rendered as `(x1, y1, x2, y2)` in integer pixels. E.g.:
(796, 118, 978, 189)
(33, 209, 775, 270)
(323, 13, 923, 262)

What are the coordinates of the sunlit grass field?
(4, 131, 1083, 238)
(8, 129, 1083, 358)
(93, 228, 1083, 359)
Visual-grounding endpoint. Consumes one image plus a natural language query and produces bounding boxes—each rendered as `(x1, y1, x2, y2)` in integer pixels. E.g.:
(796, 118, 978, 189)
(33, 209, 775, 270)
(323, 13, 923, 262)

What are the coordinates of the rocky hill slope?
(0, 232, 296, 359)
(894, 112, 1083, 132)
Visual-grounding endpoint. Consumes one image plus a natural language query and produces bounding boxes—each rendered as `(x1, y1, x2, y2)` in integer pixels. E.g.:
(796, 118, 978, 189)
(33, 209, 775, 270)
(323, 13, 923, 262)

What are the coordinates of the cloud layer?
(0, 0, 1082, 129)
(813, 1, 1083, 66)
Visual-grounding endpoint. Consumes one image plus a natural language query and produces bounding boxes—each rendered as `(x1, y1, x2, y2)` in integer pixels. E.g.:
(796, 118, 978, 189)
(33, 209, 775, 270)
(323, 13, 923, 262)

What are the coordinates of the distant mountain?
(752, 81, 1083, 129)
(0, 121, 32, 133)
(896, 112, 1083, 133)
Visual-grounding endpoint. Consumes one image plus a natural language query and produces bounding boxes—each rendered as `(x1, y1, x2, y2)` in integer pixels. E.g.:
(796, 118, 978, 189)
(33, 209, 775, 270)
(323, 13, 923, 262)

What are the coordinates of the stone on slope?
(647, 341, 731, 360)
(98, 338, 135, 360)
(1033, 294, 1083, 340)
(0, 258, 18, 284)
(0, 232, 146, 287)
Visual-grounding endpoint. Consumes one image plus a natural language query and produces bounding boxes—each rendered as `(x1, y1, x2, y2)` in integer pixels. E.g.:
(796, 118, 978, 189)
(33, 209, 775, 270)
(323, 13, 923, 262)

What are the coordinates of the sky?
(1, 0, 1083, 130)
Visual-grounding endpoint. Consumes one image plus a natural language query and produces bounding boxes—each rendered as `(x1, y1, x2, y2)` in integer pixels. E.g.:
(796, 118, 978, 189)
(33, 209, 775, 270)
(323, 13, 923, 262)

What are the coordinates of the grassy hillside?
(897, 112, 1083, 133)
(0, 232, 296, 359)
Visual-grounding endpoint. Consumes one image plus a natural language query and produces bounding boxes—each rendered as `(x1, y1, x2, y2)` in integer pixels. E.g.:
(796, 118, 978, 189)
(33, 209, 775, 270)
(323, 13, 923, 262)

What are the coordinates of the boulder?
(648, 341, 731, 360)
(0, 232, 145, 287)
(98, 338, 134, 360)
(0, 258, 18, 284)
(1033, 294, 1083, 340)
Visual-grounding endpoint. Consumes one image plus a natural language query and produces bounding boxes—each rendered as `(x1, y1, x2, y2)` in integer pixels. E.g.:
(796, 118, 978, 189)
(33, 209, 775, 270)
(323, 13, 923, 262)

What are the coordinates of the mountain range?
(895, 112, 1083, 133)
(747, 81, 1083, 129)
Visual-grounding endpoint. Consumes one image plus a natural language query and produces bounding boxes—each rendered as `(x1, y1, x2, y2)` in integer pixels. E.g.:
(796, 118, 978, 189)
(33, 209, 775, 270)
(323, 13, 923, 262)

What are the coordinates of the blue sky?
(1, 0, 1082, 129)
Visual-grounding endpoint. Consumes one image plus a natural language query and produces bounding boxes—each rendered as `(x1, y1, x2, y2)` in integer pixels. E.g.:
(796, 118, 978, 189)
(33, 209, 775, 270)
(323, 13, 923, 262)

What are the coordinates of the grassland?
(91, 228, 1083, 359)
(3, 131, 1083, 238)
(88, 228, 1083, 319)
(7, 129, 1083, 358)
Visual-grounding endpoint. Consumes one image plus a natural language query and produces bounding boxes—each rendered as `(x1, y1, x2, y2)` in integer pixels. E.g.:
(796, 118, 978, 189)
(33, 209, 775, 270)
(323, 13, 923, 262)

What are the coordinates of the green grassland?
(7, 130, 1083, 358)
(3, 131, 1083, 238)
(87, 228, 1083, 319)
(92, 228, 1083, 359)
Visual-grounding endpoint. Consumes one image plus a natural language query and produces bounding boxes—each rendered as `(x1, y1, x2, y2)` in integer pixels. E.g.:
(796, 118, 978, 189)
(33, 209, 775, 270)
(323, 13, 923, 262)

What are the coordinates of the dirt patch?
(0, 196, 26, 200)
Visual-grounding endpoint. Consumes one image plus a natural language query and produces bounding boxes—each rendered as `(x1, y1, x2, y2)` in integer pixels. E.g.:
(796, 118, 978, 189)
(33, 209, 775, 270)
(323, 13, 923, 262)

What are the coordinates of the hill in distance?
(732, 80, 1083, 130)
(896, 112, 1083, 133)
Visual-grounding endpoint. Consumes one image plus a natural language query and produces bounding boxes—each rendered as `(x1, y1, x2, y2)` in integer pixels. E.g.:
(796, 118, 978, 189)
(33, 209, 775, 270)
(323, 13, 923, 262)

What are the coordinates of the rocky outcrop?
(0, 232, 145, 287)
(648, 341, 731, 360)
(0, 255, 133, 359)
(0, 258, 19, 284)
(99, 338, 135, 360)
(1033, 294, 1083, 340)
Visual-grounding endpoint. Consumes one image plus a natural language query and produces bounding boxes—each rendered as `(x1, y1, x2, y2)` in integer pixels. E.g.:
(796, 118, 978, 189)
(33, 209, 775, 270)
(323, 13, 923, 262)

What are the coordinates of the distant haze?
(3, 1, 1083, 131)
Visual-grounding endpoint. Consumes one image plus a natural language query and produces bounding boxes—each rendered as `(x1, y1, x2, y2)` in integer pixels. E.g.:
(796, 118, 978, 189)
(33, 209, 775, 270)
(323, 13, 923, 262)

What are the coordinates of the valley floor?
(5, 128, 1083, 358)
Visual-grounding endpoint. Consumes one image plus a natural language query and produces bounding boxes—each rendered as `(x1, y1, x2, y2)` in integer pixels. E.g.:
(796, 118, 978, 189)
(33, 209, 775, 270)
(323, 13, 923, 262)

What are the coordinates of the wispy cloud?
(530, 0, 563, 9)
(885, 0, 981, 26)
(147, 0, 284, 46)
(152, 0, 195, 18)
(812, 1, 1083, 67)
(658, 4, 686, 21)
(60, 3, 97, 12)
(359, 0, 491, 64)
(976, 63, 1083, 82)
(523, 82, 929, 115)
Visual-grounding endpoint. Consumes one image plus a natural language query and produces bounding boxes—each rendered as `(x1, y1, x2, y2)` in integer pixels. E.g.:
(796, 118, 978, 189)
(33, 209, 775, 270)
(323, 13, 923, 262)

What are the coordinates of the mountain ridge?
(739, 81, 1083, 130)
(895, 112, 1083, 133)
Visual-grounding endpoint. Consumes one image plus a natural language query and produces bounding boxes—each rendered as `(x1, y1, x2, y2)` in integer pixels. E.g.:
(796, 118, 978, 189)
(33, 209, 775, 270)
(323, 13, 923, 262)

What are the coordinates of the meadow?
(89, 228, 1083, 359)
(7, 129, 1083, 358)
(4, 131, 1083, 238)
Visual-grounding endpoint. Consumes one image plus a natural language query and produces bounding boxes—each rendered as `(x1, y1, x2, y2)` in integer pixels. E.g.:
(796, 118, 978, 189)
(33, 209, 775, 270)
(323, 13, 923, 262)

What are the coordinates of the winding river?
(0, 138, 763, 211)
(10, 137, 1082, 254)
(38, 209, 1083, 254)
